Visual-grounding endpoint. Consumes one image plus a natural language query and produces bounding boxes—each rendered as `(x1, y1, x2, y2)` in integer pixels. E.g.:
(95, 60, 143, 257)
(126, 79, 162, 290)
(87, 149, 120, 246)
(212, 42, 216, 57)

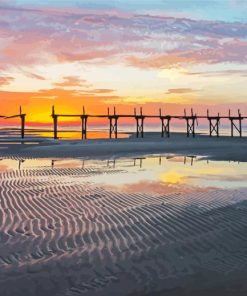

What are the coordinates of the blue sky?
(12, 0, 247, 22)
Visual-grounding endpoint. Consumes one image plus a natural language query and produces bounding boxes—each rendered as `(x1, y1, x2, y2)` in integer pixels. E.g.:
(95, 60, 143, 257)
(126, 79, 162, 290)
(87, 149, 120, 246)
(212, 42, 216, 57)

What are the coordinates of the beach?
(1, 135, 247, 295)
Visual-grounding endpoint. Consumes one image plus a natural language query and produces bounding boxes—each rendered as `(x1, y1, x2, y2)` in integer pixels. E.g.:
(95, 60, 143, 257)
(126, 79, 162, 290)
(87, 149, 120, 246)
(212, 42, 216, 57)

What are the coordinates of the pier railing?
(1, 105, 247, 139)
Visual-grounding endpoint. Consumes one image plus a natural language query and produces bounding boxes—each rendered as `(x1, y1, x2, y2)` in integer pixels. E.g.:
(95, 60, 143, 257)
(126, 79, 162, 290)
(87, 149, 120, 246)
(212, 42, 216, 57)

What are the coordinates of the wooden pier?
(1, 105, 247, 140)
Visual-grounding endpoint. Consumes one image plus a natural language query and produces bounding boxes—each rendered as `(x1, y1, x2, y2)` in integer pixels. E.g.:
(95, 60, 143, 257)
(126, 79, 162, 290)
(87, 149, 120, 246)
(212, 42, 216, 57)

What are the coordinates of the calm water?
(0, 155, 246, 189)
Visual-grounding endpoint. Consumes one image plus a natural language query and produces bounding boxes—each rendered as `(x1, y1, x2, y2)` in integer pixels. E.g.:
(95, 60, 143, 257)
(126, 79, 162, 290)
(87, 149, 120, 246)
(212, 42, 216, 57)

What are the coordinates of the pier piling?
(134, 107, 145, 138)
(81, 106, 88, 140)
(184, 108, 197, 137)
(20, 106, 26, 139)
(52, 106, 58, 139)
(108, 106, 119, 139)
(159, 109, 171, 137)
(229, 109, 243, 137)
(207, 110, 220, 137)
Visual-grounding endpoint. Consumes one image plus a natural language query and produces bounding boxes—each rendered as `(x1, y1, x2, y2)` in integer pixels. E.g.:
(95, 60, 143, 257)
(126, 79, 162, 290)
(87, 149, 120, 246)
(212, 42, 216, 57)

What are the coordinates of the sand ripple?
(0, 162, 247, 295)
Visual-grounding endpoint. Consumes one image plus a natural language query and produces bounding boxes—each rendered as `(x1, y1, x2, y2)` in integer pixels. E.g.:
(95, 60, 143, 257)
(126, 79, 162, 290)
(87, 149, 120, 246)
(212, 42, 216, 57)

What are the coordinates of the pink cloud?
(128, 39, 247, 69)
(0, 5, 247, 71)
(0, 76, 14, 86)
(24, 72, 46, 80)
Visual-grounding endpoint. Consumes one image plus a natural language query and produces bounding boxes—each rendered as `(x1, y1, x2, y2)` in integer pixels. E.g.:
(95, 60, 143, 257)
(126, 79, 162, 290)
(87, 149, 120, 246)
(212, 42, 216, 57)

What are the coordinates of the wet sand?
(0, 132, 247, 162)
(0, 156, 247, 295)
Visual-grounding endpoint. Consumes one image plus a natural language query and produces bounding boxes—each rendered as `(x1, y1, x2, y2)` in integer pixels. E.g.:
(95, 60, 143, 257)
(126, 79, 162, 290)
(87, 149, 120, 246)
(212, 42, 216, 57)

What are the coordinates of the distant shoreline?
(0, 132, 247, 162)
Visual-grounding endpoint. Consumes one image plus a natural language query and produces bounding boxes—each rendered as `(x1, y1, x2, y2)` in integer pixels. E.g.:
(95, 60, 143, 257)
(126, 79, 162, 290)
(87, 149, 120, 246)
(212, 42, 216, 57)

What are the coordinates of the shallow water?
(0, 155, 246, 189)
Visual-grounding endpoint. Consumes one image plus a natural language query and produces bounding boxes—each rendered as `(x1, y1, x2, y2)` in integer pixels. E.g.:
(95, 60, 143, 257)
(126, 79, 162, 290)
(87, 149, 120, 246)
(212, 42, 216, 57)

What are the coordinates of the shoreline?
(0, 132, 247, 162)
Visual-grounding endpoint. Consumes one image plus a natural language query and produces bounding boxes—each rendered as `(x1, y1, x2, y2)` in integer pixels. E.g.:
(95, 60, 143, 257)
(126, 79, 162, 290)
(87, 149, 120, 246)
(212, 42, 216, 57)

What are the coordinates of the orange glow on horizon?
(1, 88, 246, 127)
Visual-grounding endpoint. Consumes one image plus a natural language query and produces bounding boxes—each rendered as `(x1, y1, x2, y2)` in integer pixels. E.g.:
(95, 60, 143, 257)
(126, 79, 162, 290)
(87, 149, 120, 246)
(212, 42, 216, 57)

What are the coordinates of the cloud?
(31, 95, 58, 100)
(25, 72, 46, 80)
(54, 76, 90, 87)
(82, 88, 115, 94)
(183, 69, 247, 77)
(0, 76, 14, 86)
(166, 88, 199, 94)
(0, 4, 247, 71)
(52, 77, 115, 94)
(128, 39, 247, 69)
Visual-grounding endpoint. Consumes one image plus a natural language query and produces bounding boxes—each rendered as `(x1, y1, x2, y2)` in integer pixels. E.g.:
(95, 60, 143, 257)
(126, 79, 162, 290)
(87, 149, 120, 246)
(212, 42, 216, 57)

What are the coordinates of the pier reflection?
(0, 155, 246, 190)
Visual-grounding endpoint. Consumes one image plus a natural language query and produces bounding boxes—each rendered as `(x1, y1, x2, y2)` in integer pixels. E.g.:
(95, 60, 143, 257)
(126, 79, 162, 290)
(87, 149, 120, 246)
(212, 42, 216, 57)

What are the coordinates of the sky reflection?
(0, 155, 246, 190)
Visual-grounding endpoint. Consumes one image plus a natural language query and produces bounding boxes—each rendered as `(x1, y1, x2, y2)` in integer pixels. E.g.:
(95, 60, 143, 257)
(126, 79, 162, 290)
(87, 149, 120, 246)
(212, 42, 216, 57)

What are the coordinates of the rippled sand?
(1, 158, 247, 295)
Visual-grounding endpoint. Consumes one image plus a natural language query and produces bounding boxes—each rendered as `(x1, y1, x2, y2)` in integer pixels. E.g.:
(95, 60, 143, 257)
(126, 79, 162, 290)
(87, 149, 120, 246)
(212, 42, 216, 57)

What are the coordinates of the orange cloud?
(166, 88, 200, 94)
(81, 89, 115, 94)
(54, 76, 90, 87)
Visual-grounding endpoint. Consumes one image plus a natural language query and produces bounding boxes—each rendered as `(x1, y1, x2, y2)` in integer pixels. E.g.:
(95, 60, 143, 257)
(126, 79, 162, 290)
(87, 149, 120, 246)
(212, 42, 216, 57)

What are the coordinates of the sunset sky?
(1, 0, 247, 124)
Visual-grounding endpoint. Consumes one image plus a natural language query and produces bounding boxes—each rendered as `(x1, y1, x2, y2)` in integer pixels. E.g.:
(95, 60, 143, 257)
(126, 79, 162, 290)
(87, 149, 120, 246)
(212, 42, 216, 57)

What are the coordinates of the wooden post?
(54, 116, 58, 139)
(229, 110, 233, 137)
(81, 116, 88, 139)
(217, 112, 220, 137)
(21, 115, 25, 139)
(134, 108, 138, 138)
(207, 109, 211, 136)
(185, 108, 197, 137)
(140, 107, 144, 138)
(108, 106, 118, 139)
(114, 107, 118, 139)
(52, 106, 58, 139)
(160, 108, 171, 138)
(135, 107, 144, 138)
(229, 109, 243, 138)
(239, 109, 242, 138)
(207, 109, 220, 137)
(81, 106, 88, 140)
(19, 106, 25, 139)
